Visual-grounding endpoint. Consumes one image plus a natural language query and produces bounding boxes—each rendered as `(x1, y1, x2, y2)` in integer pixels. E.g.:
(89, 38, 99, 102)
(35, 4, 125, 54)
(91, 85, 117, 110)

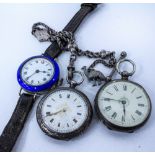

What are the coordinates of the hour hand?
(103, 98, 122, 102)
(39, 70, 49, 74)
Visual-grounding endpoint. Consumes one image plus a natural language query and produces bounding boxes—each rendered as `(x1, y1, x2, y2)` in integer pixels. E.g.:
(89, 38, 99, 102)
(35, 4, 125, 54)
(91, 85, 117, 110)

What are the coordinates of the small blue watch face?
(17, 55, 60, 93)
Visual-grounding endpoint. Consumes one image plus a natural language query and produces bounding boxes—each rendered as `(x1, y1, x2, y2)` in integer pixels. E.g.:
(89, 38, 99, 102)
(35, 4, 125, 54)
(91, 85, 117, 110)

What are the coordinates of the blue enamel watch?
(17, 55, 59, 93)
(0, 3, 99, 152)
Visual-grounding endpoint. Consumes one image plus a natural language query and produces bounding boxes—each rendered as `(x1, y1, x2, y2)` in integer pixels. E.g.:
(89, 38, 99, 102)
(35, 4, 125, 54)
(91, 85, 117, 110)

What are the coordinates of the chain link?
(32, 22, 120, 86)
(67, 53, 77, 81)
(32, 22, 73, 49)
(32, 22, 115, 59)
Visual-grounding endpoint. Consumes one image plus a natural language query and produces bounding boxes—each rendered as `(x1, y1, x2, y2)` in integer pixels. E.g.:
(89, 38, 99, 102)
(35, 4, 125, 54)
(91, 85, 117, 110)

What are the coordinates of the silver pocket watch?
(36, 54, 93, 140)
(95, 59, 152, 133)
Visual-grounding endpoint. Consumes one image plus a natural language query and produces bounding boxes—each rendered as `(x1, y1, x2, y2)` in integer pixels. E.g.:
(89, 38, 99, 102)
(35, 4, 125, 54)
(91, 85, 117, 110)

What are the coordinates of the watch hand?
(26, 70, 49, 80)
(104, 98, 123, 102)
(46, 109, 66, 117)
(121, 100, 126, 122)
(123, 104, 126, 116)
(26, 70, 38, 80)
(39, 70, 50, 74)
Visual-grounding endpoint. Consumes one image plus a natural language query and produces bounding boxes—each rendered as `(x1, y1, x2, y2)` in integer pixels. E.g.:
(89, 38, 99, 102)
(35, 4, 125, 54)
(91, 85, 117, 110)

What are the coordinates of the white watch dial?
(21, 57, 54, 86)
(97, 80, 151, 127)
(41, 89, 89, 133)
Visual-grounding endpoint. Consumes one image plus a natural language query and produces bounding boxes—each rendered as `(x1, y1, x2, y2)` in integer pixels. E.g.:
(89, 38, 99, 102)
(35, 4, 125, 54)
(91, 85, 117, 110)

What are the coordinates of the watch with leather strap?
(0, 3, 99, 152)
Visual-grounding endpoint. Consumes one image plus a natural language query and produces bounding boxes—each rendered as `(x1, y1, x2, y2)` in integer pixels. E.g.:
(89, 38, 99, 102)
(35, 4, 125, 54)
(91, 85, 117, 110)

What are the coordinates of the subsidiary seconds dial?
(95, 80, 151, 132)
(36, 87, 92, 140)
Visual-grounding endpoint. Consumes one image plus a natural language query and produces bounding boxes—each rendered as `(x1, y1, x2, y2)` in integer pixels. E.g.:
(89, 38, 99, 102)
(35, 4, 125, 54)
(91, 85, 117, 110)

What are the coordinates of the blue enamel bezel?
(17, 55, 60, 93)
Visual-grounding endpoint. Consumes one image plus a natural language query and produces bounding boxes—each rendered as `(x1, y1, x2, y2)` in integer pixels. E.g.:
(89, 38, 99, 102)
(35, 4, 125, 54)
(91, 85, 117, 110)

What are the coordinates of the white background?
(0, 3, 155, 152)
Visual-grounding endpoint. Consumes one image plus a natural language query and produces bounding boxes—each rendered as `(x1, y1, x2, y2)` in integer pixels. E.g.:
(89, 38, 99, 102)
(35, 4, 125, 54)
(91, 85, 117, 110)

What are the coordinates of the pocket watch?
(95, 59, 152, 133)
(36, 56, 93, 140)
(36, 85, 93, 140)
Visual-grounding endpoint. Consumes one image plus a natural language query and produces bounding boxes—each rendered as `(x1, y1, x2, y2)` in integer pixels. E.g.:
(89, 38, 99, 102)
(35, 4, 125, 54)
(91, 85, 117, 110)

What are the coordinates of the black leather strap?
(64, 3, 98, 33)
(0, 94, 34, 152)
(44, 3, 99, 58)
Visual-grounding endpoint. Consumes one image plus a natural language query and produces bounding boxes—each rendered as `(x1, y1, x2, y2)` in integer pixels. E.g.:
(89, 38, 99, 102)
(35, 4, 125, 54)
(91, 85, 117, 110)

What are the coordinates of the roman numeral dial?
(37, 88, 92, 138)
(96, 80, 151, 130)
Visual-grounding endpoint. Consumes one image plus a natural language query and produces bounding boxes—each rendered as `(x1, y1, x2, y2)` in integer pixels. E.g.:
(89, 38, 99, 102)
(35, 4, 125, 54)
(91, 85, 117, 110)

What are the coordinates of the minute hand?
(46, 109, 66, 117)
